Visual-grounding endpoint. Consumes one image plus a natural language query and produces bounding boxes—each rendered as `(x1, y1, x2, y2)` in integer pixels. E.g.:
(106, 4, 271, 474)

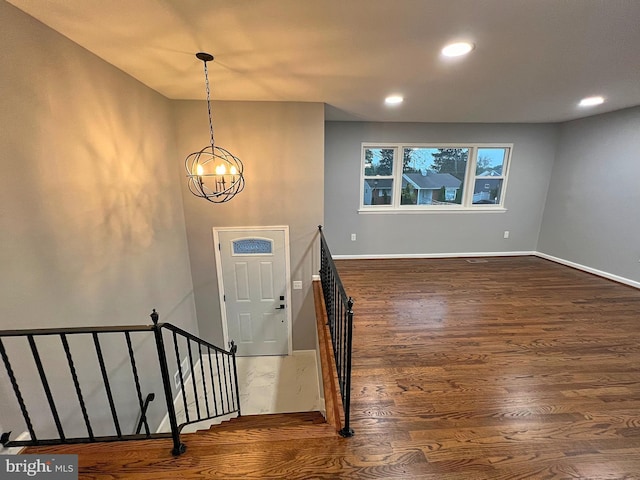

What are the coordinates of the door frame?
(212, 225, 293, 356)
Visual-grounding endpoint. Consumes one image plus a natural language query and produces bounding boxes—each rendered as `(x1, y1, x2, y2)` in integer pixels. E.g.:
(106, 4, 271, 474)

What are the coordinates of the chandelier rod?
(196, 52, 215, 149)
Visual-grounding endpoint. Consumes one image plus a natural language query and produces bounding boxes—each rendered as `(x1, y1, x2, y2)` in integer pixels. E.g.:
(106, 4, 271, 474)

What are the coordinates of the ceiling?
(7, 0, 640, 123)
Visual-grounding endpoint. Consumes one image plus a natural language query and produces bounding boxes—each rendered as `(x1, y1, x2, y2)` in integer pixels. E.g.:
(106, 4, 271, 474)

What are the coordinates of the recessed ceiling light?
(441, 42, 475, 57)
(578, 96, 605, 107)
(385, 95, 403, 105)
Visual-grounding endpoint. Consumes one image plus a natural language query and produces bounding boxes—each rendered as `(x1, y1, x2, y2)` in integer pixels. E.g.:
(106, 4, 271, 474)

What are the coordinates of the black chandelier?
(185, 52, 245, 203)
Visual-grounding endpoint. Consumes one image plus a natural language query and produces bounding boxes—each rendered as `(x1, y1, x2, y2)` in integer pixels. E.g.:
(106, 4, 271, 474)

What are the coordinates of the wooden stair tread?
(210, 411, 327, 429)
(25, 412, 336, 455)
(191, 411, 336, 444)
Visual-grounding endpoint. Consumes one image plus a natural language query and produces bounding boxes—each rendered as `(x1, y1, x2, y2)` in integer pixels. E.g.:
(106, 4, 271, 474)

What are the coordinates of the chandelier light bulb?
(196, 164, 204, 176)
(215, 164, 226, 175)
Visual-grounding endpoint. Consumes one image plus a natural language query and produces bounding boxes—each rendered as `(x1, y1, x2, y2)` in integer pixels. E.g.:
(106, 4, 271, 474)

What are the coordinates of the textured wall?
(0, 2, 197, 439)
(173, 100, 324, 351)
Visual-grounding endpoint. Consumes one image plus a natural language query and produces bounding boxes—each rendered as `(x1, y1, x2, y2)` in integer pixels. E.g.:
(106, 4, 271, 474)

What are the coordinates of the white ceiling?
(7, 0, 640, 123)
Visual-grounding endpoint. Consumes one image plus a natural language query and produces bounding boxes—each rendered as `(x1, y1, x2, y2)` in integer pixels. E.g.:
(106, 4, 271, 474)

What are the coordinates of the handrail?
(318, 225, 354, 437)
(0, 325, 155, 337)
(0, 310, 241, 456)
(160, 322, 232, 356)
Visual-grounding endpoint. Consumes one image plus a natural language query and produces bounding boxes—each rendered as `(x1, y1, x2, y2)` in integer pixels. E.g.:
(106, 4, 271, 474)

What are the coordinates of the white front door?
(214, 227, 291, 357)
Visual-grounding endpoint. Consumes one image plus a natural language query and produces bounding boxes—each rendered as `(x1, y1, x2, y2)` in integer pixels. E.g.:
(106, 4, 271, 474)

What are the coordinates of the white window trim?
(359, 142, 513, 213)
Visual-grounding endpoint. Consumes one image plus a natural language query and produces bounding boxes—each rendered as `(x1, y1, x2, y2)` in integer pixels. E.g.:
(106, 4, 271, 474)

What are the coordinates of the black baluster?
(341, 297, 348, 395)
(230, 341, 241, 415)
(222, 351, 230, 413)
(172, 331, 189, 423)
(337, 294, 343, 376)
(60, 334, 94, 441)
(226, 348, 234, 411)
(207, 346, 218, 417)
(332, 273, 337, 330)
(92, 333, 122, 437)
(198, 343, 210, 417)
(215, 350, 223, 412)
(187, 339, 200, 419)
(0, 338, 37, 442)
(28, 335, 65, 442)
(125, 332, 149, 436)
(339, 297, 355, 438)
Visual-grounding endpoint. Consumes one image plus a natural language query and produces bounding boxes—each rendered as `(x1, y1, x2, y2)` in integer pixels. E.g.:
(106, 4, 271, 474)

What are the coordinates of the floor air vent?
(466, 259, 489, 263)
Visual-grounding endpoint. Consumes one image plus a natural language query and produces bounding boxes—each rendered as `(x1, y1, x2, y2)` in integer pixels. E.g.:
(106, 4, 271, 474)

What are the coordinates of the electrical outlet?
(293, 280, 302, 290)
(503, 230, 510, 239)
(351, 233, 357, 241)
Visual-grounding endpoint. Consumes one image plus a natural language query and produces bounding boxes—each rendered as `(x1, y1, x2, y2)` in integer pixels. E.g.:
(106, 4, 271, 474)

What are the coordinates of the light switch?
(293, 281, 303, 290)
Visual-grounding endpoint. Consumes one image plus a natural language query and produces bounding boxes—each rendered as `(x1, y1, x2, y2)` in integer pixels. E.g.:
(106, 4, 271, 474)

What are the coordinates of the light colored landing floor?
(175, 350, 323, 433)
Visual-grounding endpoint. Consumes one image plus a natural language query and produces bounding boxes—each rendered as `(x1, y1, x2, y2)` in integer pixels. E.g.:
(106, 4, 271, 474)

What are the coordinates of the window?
(362, 147, 395, 206)
(360, 143, 511, 211)
(473, 148, 507, 205)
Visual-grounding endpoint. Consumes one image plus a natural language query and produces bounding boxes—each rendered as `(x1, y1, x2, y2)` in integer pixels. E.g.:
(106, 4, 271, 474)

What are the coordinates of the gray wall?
(324, 121, 558, 255)
(173, 100, 324, 351)
(538, 107, 640, 283)
(0, 2, 197, 440)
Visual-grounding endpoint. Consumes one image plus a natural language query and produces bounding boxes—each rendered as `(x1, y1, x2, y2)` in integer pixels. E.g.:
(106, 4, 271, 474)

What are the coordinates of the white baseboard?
(329, 250, 638, 290)
(292, 349, 318, 356)
(333, 251, 535, 260)
(535, 252, 640, 289)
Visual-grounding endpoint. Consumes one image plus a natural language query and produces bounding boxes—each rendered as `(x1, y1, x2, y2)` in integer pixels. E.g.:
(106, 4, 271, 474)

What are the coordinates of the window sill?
(358, 207, 507, 214)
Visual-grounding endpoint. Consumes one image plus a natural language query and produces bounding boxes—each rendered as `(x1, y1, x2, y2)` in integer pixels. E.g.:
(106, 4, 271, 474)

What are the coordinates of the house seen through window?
(361, 144, 511, 211)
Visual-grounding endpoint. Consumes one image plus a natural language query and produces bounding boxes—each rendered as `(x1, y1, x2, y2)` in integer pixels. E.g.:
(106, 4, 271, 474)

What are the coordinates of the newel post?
(339, 297, 355, 438)
(151, 309, 186, 456)
(230, 340, 242, 416)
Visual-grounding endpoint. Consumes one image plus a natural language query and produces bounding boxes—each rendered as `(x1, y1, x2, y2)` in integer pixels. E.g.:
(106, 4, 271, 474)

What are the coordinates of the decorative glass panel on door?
(232, 238, 273, 255)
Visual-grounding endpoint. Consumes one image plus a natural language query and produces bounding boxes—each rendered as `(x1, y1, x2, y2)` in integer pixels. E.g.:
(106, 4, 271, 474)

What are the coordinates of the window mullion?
(392, 146, 403, 208)
(460, 146, 476, 207)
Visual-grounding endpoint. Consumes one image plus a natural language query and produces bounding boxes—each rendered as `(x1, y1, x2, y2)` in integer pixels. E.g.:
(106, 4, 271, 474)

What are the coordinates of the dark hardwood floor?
(26, 256, 640, 479)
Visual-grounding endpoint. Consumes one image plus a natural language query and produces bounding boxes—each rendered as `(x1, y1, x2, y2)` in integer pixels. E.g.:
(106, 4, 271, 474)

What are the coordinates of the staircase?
(3, 230, 353, 478)
(192, 411, 332, 443)
(24, 412, 339, 479)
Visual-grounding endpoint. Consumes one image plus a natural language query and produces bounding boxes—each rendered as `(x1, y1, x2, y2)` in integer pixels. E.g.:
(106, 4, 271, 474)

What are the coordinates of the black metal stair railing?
(318, 225, 354, 437)
(0, 310, 241, 456)
(159, 315, 242, 437)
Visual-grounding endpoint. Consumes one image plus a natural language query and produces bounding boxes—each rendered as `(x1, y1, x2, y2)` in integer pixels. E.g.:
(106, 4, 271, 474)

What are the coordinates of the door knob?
(275, 304, 285, 310)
